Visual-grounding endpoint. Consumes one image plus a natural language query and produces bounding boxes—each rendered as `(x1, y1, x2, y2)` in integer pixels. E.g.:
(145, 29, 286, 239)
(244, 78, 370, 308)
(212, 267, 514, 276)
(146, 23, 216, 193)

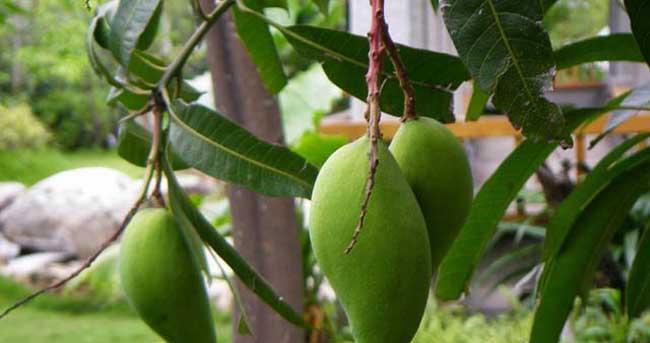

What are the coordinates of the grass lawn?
(0, 277, 231, 342)
(0, 148, 144, 185)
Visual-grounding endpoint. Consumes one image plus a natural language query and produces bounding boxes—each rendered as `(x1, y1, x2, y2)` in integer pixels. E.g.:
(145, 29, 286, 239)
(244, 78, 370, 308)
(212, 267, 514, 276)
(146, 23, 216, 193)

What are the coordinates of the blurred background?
(0, 0, 649, 342)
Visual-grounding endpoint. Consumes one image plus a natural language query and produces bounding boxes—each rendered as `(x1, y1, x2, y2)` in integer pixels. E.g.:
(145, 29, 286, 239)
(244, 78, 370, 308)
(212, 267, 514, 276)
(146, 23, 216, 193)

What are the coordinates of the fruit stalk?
(345, 0, 386, 254)
(379, 18, 417, 121)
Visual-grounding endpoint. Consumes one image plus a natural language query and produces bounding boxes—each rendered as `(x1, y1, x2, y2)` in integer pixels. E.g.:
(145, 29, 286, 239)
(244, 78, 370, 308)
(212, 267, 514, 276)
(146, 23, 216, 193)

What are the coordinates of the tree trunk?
(199, 3, 304, 343)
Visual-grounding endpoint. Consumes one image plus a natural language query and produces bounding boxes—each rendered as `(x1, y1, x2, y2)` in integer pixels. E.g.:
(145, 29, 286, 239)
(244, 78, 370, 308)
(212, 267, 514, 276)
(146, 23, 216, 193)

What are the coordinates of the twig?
(379, 21, 417, 121)
(0, 122, 160, 319)
(159, 0, 235, 88)
(118, 103, 154, 124)
(345, 0, 386, 254)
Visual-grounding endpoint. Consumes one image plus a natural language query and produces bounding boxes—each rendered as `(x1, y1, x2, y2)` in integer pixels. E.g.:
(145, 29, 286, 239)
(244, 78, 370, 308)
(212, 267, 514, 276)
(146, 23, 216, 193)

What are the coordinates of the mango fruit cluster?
(310, 117, 473, 343)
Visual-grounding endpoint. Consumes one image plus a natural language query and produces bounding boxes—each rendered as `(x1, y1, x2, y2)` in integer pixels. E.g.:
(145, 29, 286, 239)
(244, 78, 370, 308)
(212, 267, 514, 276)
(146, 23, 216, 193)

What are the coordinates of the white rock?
(0, 233, 20, 263)
(0, 168, 139, 258)
(1, 252, 72, 279)
(0, 182, 26, 211)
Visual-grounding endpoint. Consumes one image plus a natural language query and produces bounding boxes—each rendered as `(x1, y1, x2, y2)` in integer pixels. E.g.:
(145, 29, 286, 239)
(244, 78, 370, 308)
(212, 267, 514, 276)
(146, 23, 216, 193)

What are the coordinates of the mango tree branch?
(0, 106, 162, 320)
(380, 23, 417, 121)
(159, 0, 235, 89)
(345, 0, 386, 254)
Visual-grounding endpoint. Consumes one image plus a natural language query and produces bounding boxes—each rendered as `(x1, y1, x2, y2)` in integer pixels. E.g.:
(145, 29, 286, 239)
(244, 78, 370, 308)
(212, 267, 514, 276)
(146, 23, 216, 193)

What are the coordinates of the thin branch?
(159, 0, 235, 88)
(345, 0, 386, 254)
(118, 103, 154, 124)
(0, 107, 162, 319)
(380, 21, 417, 121)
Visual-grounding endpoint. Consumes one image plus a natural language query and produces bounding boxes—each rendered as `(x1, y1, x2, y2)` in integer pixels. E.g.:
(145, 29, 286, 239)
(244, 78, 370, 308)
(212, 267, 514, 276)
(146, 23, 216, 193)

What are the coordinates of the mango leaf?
(291, 132, 347, 168)
(435, 102, 620, 300)
(162, 158, 308, 328)
(530, 159, 650, 343)
(441, 0, 568, 143)
(109, 0, 162, 67)
(168, 194, 210, 277)
(465, 81, 490, 121)
(168, 101, 319, 198)
(554, 34, 644, 69)
(625, 0, 650, 67)
(233, 2, 287, 94)
(117, 121, 189, 170)
(627, 228, 650, 318)
(542, 134, 650, 262)
(127, 50, 165, 85)
(282, 25, 469, 122)
(107, 87, 149, 111)
(597, 82, 650, 144)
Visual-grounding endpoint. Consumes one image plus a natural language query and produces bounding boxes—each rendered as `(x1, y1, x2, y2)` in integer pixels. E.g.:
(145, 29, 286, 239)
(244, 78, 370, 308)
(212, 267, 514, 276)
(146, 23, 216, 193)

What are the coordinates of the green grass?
(0, 276, 231, 343)
(0, 148, 144, 185)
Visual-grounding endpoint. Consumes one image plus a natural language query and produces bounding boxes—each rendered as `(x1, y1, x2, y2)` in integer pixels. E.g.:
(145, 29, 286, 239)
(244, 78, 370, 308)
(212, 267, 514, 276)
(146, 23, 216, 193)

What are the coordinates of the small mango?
(310, 137, 431, 343)
(390, 117, 473, 271)
(120, 208, 216, 343)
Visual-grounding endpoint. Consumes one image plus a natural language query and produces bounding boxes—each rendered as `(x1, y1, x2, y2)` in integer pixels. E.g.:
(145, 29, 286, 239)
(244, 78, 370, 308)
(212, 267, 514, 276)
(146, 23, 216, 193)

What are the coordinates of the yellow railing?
(320, 112, 650, 179)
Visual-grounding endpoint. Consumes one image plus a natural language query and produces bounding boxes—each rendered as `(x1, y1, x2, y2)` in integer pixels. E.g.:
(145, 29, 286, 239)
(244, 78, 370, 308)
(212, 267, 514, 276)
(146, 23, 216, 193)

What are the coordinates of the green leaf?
(602, 82, 650, 138)
(441, 0, 568, 143)
(168, 194, 210, 278)
(109, 0, 162, 66)
(93, 16, 111, 49)
(530, 159, 650, 343)
(291, 132, 347, 168)
(465, 81, 490, 121)
(553, 34, 644, 70)
(628, 228, 650, 318)
(435, 104, 618, 301)
(162, 159, 308, 328)
(625, 0, 650, 67)
(542, 134, 650, 263)
(233, 2, 288, 94)
(107, 87, 149, 111)
(127, 50, 165, 85)
(116, 121, 188, 170)
(282, 25, 469, 122)
(168, 101, 319, 198)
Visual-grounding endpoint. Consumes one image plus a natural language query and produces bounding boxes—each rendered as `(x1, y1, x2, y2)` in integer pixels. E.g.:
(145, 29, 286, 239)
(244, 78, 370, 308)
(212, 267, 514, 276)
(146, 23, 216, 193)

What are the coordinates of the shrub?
(0, 103, 51, 149)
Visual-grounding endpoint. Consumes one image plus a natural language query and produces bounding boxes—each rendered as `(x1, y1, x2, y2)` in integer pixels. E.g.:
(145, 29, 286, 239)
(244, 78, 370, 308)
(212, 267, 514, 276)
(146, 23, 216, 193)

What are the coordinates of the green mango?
(310, 137, 431, 343)
(390, 117, 473, 271)
(120, 208, 216, 343)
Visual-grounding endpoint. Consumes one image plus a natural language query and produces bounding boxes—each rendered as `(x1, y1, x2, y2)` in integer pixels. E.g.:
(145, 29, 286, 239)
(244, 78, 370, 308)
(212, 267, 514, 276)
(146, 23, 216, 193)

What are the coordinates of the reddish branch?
(380, 24, 417, 121)
(345, 0, 386, 254)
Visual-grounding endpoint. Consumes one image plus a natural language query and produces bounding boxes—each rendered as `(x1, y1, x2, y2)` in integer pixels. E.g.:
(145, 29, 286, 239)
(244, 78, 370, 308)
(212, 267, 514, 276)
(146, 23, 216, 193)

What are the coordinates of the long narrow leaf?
(530, 159, 650, 343)
(628, 227, 650, 318)
(625, 0, 650, 67)
(554, 34, 644, 69)
(435, 103, 621, 300)
(543, 134, 650, 262)
(465, 82, 490, 121)
(109, 0, 162, 66)
(233, 2, 287, 93)
(162, 158, 308, 328)
(168, 101, 318, 198)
